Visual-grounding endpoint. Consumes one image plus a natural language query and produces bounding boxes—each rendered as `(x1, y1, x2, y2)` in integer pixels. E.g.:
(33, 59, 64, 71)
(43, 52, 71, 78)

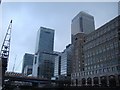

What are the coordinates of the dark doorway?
(109, 75, 116, 87)
(93, 77, 99, 86)
(87, 77, 92, 86)
(100, 76, 107, 87)
(82, 78, 86, 86)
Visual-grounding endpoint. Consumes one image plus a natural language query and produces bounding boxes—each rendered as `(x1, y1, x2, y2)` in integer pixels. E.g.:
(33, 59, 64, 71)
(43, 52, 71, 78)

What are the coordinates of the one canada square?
(32, 27, 55, 79)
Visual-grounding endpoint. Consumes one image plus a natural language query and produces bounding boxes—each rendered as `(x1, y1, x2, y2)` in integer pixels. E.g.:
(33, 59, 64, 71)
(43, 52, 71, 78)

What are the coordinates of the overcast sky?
(1, 2, 118, 73)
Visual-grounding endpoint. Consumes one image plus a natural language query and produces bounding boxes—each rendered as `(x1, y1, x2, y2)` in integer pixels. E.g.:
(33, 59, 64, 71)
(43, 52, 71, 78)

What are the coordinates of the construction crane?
(0, 20, 12, 60)
(0, 20, 12, 88)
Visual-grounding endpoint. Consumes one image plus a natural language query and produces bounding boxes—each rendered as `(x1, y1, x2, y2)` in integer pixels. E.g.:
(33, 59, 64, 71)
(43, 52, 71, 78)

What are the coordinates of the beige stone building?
(71, 15, 120, 87)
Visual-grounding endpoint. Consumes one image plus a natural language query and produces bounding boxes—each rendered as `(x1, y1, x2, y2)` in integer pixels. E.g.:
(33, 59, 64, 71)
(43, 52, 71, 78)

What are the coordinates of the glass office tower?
(35, 27, 54, 53)
(22, 53, 34, 74)
(32, 27, 55, 79)
(54, 44, 72, 82)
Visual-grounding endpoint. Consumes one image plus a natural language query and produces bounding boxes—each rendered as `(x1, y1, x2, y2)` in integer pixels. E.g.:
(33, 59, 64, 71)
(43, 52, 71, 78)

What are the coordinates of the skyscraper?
(32, 27, 55, 78)
(22, 53, 34, 74)
(71, 11, 95, 43)
(35, 27, 54, 53)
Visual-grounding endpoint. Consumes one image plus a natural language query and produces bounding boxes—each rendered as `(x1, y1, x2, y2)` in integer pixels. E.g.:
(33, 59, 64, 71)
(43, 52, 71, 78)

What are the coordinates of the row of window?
(84, 60, 118, 70)
(84, 51, 118, 62)
(72, 66, 119, 78)
(84, 55, 118, 66)
(85, 21, 118, 43)
(84, 43, 119, 59)
(84, 30, 118, 51)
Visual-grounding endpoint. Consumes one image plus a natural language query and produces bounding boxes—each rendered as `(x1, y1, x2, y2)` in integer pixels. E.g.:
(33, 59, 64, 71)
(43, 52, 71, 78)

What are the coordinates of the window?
(86, 72, 88, 75)
(96, 51, 98, 55)
(82, 68, 85, 71)
(94, 65, 97, 69)
(97, 64, 99, 68)
(104, 57, 107, 61)
(37, 66, 40, 76)
(117, 66, 120, 71)
(88, 62, 90, 65)
(84, 72, 85, 76)
(75, 38, 77, 40)
(103, 63, 106, 67)
(88, 66, 90, 70)
(96, 70, 99, 74)
(89, 71, 91, 75)
(107, 68, 110, 72)
(91, 66, 93, 69)
(34, 56, 37, 64)
(112, 67, 115, 71)
(103, 68, 107, 73)
(100, 64, 103, 67)
(94, 70, 96, 74)
(99, 69, 102, 73)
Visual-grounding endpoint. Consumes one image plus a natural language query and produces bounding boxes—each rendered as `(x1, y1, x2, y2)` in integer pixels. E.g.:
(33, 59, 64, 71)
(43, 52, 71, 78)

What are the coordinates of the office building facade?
(60, 44, 72, 81)
(71, 15, 120, 87)
(32, 27, 55, 79)
(54, 55, 61, 77)
(71, 11, 95, 43)
(22, 53, 34, 74)
(39, 52, 58, 79)
(54, 44, 72, 82)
